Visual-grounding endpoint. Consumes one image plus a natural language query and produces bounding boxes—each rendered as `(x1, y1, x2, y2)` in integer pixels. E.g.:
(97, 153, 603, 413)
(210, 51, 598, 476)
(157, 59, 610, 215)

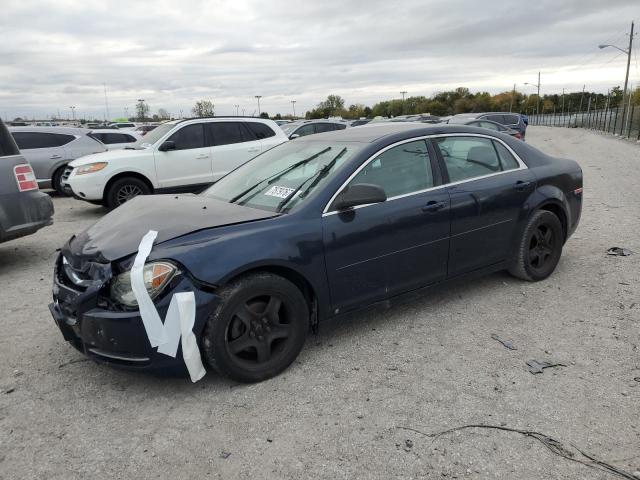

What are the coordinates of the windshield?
(130, 122, 176, 149)
(203, 140, 361, 212)
(280, 123, 302, 135)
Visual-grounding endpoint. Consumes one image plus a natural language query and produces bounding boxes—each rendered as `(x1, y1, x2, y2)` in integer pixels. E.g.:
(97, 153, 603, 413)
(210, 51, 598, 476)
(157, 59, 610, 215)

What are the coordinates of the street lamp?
(400, 91, 407, 101)
(69, 105, 76, 121)
(524, 71, 541, 116)
(255, 95, 262, 116)
(234, 104, 240, 116)
(599, 21, 634, 133)
(291, 100, 296, 119)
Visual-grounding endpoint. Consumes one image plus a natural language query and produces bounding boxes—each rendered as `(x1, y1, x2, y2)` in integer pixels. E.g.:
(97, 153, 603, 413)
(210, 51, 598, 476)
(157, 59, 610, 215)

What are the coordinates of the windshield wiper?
(276, 147, 347, 212)
(229, 147, 332, 204)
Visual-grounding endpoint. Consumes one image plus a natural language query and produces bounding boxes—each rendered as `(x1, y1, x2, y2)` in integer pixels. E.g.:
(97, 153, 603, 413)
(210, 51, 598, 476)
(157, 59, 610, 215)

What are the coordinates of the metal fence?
(528, 105, 640, 141)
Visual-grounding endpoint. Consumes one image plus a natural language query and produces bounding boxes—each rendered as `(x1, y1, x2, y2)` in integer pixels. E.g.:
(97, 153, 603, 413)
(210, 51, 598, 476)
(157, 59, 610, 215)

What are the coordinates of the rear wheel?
(509, 210, 563, 281)
(105, 176, 151, 209)
(202, 273, 308, 383)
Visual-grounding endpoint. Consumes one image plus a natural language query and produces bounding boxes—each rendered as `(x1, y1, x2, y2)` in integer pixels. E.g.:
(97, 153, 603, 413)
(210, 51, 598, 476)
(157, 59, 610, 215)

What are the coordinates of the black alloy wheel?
(202, 273, 308, 382)
(509, 209, 563, 281)
(105, 176, 151, 209)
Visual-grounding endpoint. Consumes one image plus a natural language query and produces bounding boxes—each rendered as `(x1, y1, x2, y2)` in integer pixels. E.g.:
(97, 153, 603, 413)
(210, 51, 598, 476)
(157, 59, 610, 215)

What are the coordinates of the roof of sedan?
(297, 122, 498, 143)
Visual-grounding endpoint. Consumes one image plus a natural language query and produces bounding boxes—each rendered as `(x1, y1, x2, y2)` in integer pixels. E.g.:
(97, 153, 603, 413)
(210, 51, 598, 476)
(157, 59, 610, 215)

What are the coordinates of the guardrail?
(528, 105, 640, 141)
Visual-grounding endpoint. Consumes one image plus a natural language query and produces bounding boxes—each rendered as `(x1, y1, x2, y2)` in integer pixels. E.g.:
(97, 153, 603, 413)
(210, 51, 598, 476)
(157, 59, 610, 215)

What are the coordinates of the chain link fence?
(528, 104, 640, 141)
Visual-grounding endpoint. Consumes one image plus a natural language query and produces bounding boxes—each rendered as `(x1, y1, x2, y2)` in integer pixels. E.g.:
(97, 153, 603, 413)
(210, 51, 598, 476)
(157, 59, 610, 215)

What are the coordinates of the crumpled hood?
(69, 147, 148, 167)
(66, 194, 279, 262)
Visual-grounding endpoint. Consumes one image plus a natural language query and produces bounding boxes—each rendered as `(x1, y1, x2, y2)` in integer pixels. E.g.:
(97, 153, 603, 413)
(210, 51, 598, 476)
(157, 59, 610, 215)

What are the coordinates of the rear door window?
(167, 124, 205, 150)
(493, 141, 520, 170)
(503, 114, 520, 126)
(334, 123, 347, 130)
(484, 114, 505, 124)
(434, 136, 502, 182)
(12, 132, 62, 149)
(245, 122, 276, 139)
(55, 134, 76, 146)
(208, 122, 245, 146)
(314, 123, 335, 133)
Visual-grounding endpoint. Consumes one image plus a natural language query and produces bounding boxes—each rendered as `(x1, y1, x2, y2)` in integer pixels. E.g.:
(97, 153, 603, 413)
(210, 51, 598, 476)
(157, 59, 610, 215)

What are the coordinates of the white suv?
(65, 117, 288, 208)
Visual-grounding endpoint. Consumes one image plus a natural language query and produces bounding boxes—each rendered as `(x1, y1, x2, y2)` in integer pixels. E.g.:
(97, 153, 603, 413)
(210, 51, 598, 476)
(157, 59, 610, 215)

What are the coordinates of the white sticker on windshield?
(265, 185, 295, 199)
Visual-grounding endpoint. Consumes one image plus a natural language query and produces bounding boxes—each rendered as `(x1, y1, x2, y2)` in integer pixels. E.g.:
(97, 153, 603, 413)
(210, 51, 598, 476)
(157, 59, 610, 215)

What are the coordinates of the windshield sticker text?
(265, 185, 295, 199)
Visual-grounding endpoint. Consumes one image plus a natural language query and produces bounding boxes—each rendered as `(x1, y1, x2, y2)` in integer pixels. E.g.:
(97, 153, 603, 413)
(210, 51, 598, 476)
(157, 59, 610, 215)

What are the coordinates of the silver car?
(9, 127, 106, 194)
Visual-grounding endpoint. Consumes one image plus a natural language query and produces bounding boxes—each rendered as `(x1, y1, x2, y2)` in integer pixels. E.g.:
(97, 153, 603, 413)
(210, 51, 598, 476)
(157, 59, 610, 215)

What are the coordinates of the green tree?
(136, 99, 150, 121)
(259, 112, 269, 119)
(192, 100, 215, 117)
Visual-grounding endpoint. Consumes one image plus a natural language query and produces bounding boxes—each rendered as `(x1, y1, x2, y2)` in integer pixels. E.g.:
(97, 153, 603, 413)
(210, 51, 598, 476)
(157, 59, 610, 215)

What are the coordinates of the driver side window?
(167, 124, 205, 150)
(347, 140, 434, 198)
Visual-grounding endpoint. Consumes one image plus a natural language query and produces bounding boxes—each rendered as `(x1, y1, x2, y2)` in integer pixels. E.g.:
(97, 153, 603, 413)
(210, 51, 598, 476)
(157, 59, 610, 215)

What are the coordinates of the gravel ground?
(1, 126, 639, 480)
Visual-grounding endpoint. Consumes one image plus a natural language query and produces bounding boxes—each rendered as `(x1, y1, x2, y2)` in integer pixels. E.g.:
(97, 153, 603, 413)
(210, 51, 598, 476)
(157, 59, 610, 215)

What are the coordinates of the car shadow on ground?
(51, 270, 516, 395)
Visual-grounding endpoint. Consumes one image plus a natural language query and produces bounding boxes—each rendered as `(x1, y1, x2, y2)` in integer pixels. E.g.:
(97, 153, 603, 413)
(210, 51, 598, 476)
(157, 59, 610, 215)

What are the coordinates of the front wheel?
(509, 210, 563, 281)
(202, 273, 308, 383)
(104, 177, 151, 209)
(52, 166, 70, 196)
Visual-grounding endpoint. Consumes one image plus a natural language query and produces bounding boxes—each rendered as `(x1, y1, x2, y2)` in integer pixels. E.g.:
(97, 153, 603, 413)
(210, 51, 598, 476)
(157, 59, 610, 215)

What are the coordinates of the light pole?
(524, 71, 541, 116)
(255, 95, 262, 116)
(234, 104, 240, 116)
(509, 83, 516, 112)
(400, 91, 407, 102)
(291, 100, 296, 119)
(124, 107, 129, 120)
(599, 21, 634, 133)
(561, 88, 565, 116)
(69, 105, 76, 121)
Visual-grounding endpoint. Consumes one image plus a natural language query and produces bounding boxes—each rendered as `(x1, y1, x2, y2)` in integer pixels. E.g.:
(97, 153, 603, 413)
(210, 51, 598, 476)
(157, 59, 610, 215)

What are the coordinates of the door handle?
(50, 154, 62, 159)
(247, 148, 260, 153)
(514, 180, 532, 191)
(422, 201, 446, 212)
(195, 154, 209, 159)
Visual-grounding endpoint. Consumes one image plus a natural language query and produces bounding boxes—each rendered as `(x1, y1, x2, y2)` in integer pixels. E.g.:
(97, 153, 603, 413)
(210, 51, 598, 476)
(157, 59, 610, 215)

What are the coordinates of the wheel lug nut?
(262, 318, 268, 324)
(249, 331, 255, 338)
(258, 335, 264, 341)
(265, 326, 271, 332)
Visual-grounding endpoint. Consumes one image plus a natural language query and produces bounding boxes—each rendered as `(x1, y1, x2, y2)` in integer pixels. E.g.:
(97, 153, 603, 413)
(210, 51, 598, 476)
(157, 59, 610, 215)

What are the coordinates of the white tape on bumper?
(131, 230, 206, 382)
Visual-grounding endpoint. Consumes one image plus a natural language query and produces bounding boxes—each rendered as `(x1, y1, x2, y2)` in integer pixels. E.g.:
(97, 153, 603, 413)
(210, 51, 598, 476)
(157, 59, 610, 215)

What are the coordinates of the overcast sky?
(1, 0, 638, 120)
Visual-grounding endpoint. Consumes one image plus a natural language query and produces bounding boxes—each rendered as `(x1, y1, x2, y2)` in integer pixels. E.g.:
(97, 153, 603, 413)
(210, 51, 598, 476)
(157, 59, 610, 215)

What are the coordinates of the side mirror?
(159, 140, 176, 151)
(289, 134, 300, 140)
(333, 183, 386, 210)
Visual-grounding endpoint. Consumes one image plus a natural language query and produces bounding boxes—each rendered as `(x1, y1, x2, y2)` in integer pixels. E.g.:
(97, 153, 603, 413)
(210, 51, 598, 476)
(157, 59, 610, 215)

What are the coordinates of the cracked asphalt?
(1, 126, 639, 479)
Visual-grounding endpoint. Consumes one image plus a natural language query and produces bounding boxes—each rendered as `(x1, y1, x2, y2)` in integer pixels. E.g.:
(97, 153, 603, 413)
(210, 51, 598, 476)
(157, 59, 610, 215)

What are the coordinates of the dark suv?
(0, 119, 54, 243)
(449, 112, 527, 140)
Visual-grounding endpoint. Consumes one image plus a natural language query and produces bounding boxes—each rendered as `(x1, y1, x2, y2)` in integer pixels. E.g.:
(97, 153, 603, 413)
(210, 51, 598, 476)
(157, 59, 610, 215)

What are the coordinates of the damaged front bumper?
(49, 253, 218, 375)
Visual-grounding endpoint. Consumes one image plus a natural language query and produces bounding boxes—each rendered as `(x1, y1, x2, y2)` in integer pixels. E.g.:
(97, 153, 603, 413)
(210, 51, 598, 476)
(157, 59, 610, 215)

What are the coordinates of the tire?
(52, 166, 69, 196)
(509, 210, 563, 281)
(202, 273, 308, 383)
(105, 176, 151, 209)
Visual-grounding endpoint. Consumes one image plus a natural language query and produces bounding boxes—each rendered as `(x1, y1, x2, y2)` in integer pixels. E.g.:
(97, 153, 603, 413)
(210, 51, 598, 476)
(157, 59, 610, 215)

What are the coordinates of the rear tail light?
(514, 132, 523, 139)
(574, 187, 583, 195)
(13, 164, 38, 192)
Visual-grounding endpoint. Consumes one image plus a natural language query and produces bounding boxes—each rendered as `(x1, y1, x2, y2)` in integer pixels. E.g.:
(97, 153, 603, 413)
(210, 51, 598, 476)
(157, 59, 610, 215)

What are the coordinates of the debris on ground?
(396, 424, 638, 479)
(607, 247, 634, 256)
(220, 451, 231, 459)
(526, 360, 567, 374)
(490, 334, 517, 350)
(4, 387, 15, 394)
(404, 439, 413, 452)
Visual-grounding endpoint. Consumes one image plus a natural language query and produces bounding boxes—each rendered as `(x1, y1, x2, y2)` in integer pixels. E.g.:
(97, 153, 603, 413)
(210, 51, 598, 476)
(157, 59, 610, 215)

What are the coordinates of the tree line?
(303, 86, 640, 120)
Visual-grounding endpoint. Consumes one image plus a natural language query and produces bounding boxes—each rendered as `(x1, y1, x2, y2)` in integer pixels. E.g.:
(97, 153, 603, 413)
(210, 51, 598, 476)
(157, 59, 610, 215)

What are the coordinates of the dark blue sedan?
(50, 124, 582, 382)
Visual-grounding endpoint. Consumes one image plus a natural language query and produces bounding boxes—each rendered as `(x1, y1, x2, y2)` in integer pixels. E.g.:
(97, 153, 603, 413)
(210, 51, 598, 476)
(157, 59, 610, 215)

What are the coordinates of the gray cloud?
(0, 0, 638, 119)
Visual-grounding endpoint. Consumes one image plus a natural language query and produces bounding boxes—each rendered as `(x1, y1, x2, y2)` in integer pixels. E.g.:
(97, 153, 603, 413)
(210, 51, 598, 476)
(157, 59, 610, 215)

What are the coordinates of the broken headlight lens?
(110, 261, 177, 307)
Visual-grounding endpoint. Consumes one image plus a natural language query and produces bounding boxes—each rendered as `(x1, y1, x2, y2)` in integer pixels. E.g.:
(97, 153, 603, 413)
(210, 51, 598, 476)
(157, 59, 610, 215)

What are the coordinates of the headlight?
(75, 162, 108, 175)
(110, 261, 177, 307)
